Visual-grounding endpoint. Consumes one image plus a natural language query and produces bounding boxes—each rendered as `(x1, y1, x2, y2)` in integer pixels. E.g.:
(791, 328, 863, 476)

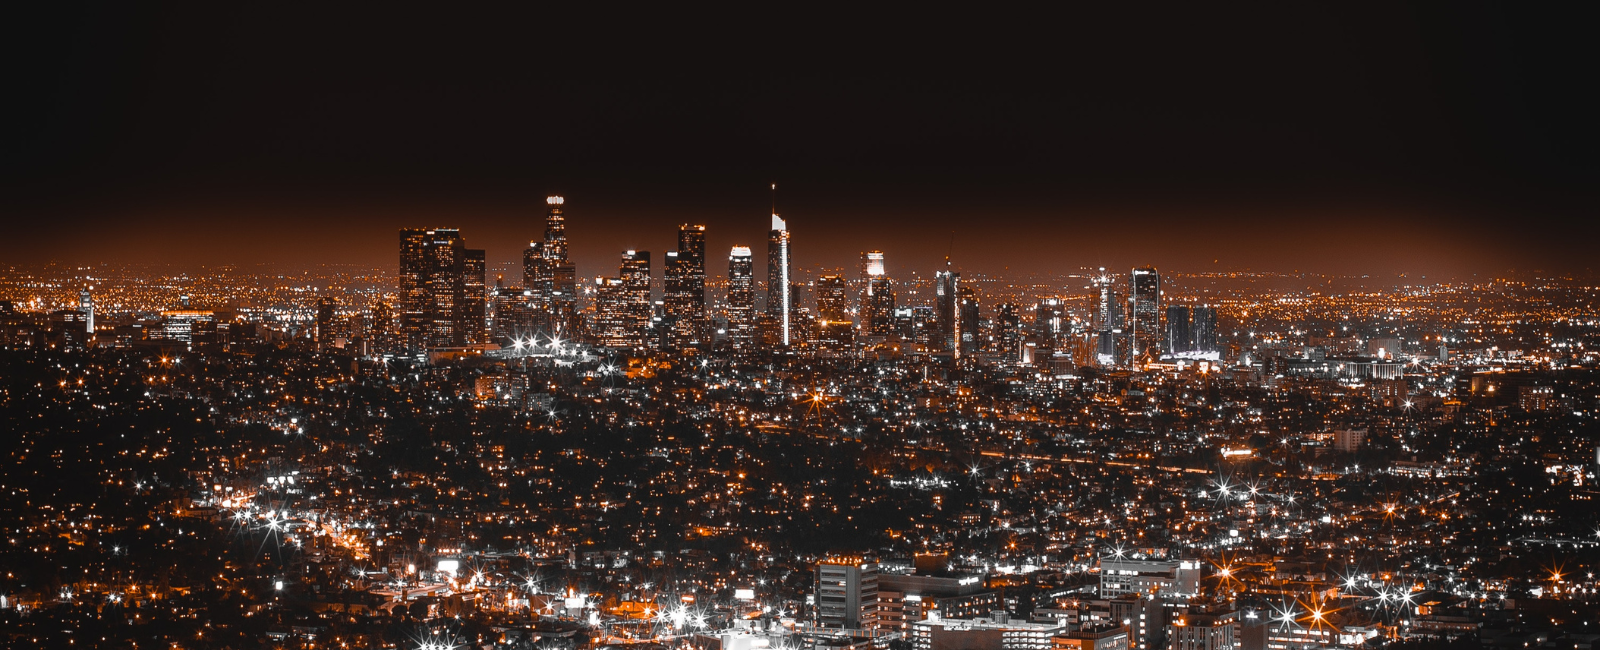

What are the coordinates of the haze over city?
(4, 5, 1600, 650)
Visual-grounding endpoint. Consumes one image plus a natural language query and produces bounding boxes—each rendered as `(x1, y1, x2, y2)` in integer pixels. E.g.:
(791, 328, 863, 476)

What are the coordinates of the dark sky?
(5, 4, 1596, 279)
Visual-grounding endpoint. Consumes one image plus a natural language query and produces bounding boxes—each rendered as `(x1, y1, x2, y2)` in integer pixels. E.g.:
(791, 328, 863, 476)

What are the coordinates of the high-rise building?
(816, 559, 879, 630)
(935, 268, 960, 356)
(620, 250, 652, 348)
(400, 228, 482, 350)
(1129, 266, 1161, 363)
(79, 289, 94, 337)
(996, 303, 1021, 363)
(316, 297, 338, 348)
(815, 274, 853, 352)
(593, 277, 633, 349)
(859, 251, 896, 337)
(1035, 298, 1065, 350)
(1192, 305, 1218, 355)
(767, 213, 793, 346)
(1165, 305, 1192, 356)
(490, 285, 535, 343)
(1091, 270, 1123, 368)
(726, 246, 756, 353)
(957, 285, 979, 356)
(523, 196, 578, 338)
(664, 225, 708, 350)
(816, 275, 850, 322)
(462, 249, 487, 344)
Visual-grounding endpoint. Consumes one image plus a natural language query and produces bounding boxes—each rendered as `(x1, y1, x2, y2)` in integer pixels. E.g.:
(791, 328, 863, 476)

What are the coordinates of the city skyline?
(5, 5, 1600, 649)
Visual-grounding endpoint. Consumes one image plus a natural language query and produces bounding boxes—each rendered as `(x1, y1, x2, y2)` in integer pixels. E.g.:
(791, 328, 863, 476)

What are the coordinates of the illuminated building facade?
(79, 289, 93, 336)
(592, 277, 632, 349)
(815, 274, 853, 351)
(767, 213, 793, 346)
(462, 248, 486, 344)
(316, 297, 337, 349)
(664, 225, 708, 349)
(726, 246, 755, 352)
(815, 559, 879, 629)
(935, 269, 959, 356)
(620, 250, 652, 348)
(1092, 271, 1123, 367)
(996, 302, 1020, 363)
(957, 285, 979, 356)
(859, 251, 896, 337)
(524, 196, 578, 337)
(1129, 266, 1160, 363)
(399, 227, 484, 350)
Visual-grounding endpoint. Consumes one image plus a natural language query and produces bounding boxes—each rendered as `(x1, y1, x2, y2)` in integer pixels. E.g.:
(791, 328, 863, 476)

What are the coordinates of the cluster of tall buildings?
(387, 196, 1220, 366)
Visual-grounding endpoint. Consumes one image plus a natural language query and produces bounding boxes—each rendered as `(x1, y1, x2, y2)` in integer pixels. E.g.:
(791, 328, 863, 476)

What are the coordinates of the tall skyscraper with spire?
(935, 264, 959, 357)
(766, 186, 793, 347)
(524, 196, 578, 337)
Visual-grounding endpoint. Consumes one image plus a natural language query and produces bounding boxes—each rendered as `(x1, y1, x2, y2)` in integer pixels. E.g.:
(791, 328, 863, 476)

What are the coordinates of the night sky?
(6, 4, 1597, 278)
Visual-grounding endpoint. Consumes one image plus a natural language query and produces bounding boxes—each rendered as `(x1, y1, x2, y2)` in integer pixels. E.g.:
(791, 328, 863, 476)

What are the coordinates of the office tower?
(726, 246, 756, 352)
(957, 285, 979, 355)
(1034, 298, 1065, 350)
(1165, 305, 1192, 356)
(370, 302, 397, 353)
(815, 274, 853, 352)
(592, 277, 632, 348)
(935, 268, 959, 356)
(490, 285, 534, 343)
(996, 303, 1020, 363)
(1129, 266, 1160, 363)
(316, 297, 338, 348)
(620, 250, 652, 348)
(462, 248, 487, 344)
(816, 275, 850, 322)
(767, 213, 793, 346)
(1192, 305, 1217, 355)
(522, 196, 578, 337)
(859, 251, 896, 337)
(816, 559, 879, 630)
(664, 225, 708, 350)
(1093, 270, 1122, 330)
(523, 241, 547, 304)
(400, 228, 470, 350)
(79, 289, 94, 336)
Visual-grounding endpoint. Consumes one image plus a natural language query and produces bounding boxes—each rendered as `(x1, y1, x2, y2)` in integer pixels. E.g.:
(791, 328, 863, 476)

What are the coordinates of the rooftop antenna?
(945, 230, 955, 270)
(771, 183, 777, 215)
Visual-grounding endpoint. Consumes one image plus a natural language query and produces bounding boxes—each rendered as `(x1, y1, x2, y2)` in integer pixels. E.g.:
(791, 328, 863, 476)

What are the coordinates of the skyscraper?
(1192, 305, 1218, 356)
(935, 268, 959, 356)
(1129, 266, 1161, 363)
(767, 213, 793, 347)
(399, 228, 480, 350)
(726, 246, 756, 353)
(1165, 305, 1192, 357)
(620, 250, 652, 348)
(316, 297, 338, 349)
(1092, 270, 1124, 367)
(996, 303, 1021, 363)
(462, 249, 487, 344)
(957, 285, 979, 356)
(78, 289, 93, 336)
(860, 251, 896, 337)
(815, 274, 853, 352)
(664, 225, 708, 350)
(525, 196, 578, 337)
(593, 277, 632, 349)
